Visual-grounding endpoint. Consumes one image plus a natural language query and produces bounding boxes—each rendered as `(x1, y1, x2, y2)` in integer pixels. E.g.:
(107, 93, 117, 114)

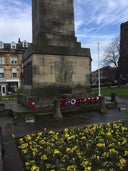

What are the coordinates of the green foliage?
(1, 95, 17, 101)
(92, 86, 128, 97)
(18, 121, 128, 171)
(17, 87, 23, 94)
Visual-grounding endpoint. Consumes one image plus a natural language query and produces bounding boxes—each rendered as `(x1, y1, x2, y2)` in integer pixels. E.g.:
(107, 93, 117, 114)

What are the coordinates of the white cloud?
(0, 0, 128, 71)
(76, 33, 114, 71)
(74, 0, 128, 70)
(0, 0, 32, 42)
(74, 0, 128, 30)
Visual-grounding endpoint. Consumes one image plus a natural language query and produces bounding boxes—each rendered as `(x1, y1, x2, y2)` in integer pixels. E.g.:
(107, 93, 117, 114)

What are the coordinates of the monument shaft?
(32, 0, 75, 43)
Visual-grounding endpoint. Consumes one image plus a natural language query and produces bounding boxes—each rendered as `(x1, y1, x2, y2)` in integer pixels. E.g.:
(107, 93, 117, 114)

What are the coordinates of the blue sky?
(0, 0, 128, 71)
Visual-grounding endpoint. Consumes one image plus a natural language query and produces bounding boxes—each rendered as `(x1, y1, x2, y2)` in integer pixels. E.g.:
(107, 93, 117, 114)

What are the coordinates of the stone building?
(0, 39, 30, 95)
(91, 66, 117, 86)
(118, 21, 128, 77)
(23, 0, 91, 106)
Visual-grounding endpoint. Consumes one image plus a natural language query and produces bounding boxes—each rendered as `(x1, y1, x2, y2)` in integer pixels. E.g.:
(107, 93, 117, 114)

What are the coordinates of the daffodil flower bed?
(17, 121, 128, 171)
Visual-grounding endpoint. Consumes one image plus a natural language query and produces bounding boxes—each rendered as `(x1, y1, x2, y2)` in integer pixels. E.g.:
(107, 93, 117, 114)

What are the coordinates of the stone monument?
(23, 0, 91, 108)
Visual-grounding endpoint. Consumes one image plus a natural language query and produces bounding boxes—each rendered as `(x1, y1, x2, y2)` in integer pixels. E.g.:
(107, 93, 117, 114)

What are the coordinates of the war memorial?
(22, 0, 92, 114)
(1, 0, 128, 171)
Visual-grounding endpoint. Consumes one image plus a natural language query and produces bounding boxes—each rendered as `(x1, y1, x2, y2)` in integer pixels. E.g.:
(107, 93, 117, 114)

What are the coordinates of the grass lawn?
(92, 85, 128, 97)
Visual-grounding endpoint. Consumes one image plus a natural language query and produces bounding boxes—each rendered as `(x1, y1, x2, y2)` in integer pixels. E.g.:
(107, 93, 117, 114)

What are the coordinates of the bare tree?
(102, 37, 120, 68)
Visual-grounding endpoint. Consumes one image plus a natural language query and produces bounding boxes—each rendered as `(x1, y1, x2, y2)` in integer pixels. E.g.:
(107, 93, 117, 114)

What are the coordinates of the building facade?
(0, 39, 30, 96)
(91, 66, 117, 86)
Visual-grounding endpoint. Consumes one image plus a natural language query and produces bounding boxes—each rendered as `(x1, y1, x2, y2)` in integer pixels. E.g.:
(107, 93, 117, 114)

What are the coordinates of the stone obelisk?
(32, 0, 75, 44)
(23, 0, 91, 106)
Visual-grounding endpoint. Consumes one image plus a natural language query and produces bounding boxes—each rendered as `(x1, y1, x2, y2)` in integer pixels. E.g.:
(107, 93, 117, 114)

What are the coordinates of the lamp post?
(98, 42, 101, 96)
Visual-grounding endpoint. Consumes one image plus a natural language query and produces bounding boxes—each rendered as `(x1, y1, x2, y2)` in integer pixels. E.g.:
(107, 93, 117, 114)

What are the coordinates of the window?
(22, 40, 29, 48)
(0, 41, 4, 49)
(12, 73, 17, 78)
(12, 68, 17, 78)
(0, 73, 4, 78)
(10, 57, 17, 64)
(11, 41, 16, 49)
(0, 57, 5, 64)
(0, 67, 4, 78)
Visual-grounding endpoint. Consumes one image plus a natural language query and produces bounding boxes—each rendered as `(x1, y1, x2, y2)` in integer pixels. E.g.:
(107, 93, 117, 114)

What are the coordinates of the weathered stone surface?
(32, 0, 75, 42)
(24, 54, 91, 87)
(30, 0, 89, 55)
(23, 44, 91, 61)
(53, 99, 63, 119)
(23, 0, 91, 106)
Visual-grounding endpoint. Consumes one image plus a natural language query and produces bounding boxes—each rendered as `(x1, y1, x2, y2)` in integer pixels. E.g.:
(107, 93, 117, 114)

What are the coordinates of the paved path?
(2, 100, 30, 113)
(3, 136, 24, 171)
(0, 117, 24, 171)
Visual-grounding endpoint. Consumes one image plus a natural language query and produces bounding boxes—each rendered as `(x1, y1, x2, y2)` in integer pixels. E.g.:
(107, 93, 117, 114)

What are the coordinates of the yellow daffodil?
(41, 154, 47, 160)
(53, 149, 60, 155)
(67, 165, 77, 171)
(31, 165, 40, 171)
(18, 121, 128, 171)
(117, 158, 127, 169)
(96, 143, 105, 147)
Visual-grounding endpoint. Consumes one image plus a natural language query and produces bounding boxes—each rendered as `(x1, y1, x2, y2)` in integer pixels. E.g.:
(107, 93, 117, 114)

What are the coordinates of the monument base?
(23, 50, 91, 108)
